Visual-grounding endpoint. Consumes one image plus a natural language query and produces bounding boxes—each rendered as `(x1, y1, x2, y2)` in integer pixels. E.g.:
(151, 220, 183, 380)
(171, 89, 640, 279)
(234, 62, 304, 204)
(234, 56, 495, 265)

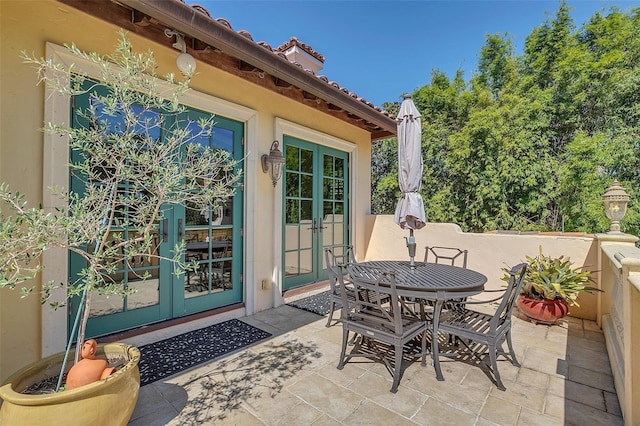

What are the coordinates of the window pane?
(300, 148, 313, 173)
(300, 200, 312, 221)
(324, 201, 333, 217)
(301, 174, 313, 198)
(324, 155, 333, 176)
(286, 173, 299, 197)
(212, 126, 233, 153)
(323, 178, 333, 199)
(285, 251, 299, 276)
(286, 146, 299, 170)
(286, 199, 299, 224)
(285, 225, 299, 251)
(335, 158, 344, 178)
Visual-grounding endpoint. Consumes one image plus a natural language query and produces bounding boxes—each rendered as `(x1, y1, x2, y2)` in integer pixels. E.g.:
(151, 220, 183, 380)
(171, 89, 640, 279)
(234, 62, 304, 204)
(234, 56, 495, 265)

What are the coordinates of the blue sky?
(198, 1, 636, 107)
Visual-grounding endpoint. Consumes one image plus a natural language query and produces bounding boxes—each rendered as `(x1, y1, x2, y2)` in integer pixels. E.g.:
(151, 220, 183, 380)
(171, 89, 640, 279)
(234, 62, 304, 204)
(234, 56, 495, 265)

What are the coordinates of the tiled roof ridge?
(182, 1, 393, 119)
(275, 36, 325, 63)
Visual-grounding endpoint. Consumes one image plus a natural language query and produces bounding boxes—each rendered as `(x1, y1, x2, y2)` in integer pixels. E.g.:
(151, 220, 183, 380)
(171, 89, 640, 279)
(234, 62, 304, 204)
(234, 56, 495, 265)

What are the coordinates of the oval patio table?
(355, 260, 488, 381)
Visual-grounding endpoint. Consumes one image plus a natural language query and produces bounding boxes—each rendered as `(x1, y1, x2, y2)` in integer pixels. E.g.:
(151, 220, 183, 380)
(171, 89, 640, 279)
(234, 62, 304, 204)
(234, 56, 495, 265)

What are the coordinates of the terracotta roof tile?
(275, 36, 325, 63)
(214, 17, 233, 30)
(182, 1, 393, 119)
(190, 4, 211, 18)
(237, 30, 254, 41)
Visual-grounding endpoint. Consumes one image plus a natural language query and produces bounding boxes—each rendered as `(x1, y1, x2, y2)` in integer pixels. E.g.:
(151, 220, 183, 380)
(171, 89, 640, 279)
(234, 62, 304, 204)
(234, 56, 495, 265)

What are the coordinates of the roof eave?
(114, 0, 396, 140)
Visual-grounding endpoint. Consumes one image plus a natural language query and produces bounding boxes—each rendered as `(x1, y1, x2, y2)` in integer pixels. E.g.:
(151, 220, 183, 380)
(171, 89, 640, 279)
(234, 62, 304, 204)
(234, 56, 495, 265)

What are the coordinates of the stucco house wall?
(0, 0, 374, 381)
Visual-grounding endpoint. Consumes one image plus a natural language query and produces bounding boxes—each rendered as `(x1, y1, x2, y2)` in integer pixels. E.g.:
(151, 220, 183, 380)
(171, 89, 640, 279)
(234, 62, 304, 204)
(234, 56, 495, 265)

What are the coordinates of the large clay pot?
(0, 342, 140, 426)
(516, 295, 569, 324)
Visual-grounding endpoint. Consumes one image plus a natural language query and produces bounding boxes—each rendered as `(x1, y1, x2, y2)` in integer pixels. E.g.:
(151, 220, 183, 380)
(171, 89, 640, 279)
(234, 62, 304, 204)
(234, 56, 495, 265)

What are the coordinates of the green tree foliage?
(372, 1, 640, 237)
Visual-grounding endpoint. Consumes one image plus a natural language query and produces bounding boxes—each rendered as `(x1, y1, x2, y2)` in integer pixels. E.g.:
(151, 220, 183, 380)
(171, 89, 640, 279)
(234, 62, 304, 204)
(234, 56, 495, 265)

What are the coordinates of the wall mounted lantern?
(602, 180, 630, 233)
(164, 29, 196, 75)
(261, 140, 285, 187)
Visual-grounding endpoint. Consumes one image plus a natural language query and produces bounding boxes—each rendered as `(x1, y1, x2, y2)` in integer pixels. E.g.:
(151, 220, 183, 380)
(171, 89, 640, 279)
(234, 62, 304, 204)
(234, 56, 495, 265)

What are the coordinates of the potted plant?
(504, 246, 601, 324)
(0, 32, 241, 424)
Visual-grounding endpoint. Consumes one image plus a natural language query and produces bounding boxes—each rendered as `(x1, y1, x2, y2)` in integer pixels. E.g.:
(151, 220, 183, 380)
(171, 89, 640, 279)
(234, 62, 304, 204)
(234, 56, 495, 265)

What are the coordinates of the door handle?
(307, 218, 317, 232)
(318, 218, 327, 233)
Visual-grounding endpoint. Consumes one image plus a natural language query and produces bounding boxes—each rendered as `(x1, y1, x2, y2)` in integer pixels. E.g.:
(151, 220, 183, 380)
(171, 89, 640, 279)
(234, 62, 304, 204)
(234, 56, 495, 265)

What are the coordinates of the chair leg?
(337, 327, 349, 370)
(325, 301, 336, 327)
(421, 330, 428, 367)
(390, 344, 403, 393)
(505, 330, 520, 367)
(488, 344, 505, 391)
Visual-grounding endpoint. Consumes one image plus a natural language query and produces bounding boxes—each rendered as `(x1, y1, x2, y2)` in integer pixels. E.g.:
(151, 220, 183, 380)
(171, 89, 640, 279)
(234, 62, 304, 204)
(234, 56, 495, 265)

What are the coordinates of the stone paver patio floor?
(126, 296, 622, 425)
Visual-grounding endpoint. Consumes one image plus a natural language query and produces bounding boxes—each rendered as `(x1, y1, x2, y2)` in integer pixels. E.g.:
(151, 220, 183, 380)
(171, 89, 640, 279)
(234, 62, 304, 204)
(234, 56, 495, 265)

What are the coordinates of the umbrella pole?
(406, 229, 417, 268)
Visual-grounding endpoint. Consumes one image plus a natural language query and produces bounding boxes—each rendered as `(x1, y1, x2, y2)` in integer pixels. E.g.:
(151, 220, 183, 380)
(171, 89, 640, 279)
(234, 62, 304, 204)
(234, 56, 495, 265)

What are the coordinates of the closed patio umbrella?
(393, 95, 426, 267)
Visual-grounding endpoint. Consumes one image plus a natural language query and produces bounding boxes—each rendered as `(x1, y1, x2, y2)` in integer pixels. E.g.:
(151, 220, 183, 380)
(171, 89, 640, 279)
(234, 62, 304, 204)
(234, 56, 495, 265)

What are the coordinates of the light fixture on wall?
(262, 140, 286, 187)
(164, 29, 196, 75)
(602, 180, 630, 233)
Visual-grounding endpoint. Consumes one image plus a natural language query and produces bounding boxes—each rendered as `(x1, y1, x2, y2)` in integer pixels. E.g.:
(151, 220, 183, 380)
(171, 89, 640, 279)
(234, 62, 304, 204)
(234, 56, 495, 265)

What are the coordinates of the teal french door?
(283, 136, 349, 290)
(69, 83, 244, 338)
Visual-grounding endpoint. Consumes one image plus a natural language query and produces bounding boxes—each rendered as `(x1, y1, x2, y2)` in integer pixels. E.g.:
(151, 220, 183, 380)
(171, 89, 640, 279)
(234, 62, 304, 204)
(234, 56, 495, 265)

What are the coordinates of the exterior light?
(261, 140, 285, 187)
(602, 180, 630, 233)
(164, 29, 196, 75)
(176, 52, 196, 75)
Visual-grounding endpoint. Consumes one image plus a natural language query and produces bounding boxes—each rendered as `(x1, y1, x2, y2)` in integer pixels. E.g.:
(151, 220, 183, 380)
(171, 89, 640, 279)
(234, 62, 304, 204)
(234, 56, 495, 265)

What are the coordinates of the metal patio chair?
(324, 245, 357, 327)
(424, 246, 469, 313)
(340, 264, 428, 393)
(424, 245, 468, 268)
(436, 262, 527, 390)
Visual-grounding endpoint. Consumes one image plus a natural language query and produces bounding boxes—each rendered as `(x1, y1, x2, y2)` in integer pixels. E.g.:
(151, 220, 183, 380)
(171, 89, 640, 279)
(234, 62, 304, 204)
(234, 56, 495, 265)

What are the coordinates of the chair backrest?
(489, 263, 528, 330)
(347, 263, 403, 335)
(424, 246, 468, 268)
(324, 244, 355, 270)
(324, 245, 355, 294)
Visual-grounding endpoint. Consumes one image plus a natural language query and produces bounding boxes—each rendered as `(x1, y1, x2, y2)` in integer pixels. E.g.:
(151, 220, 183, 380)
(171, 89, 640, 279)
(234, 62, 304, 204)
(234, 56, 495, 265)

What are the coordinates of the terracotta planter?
(516, 295, 569, 324)
(0, 343, 140, 426)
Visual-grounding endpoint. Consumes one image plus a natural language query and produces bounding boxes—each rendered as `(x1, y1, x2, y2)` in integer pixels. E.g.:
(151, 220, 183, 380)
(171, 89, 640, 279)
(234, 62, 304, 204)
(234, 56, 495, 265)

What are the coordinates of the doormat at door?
(138, 319, 271, 386)
(286, 290, 333, 316)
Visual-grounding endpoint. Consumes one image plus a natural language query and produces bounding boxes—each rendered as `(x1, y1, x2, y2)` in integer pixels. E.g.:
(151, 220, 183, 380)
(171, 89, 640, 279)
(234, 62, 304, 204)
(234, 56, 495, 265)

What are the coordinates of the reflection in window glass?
(184, 119, 212, 149)
(300, 148, 313, 173)
(324, 201, 333, 217)
(286, 146, 299, 170)
(286, 199, 299, 224)
(335, 158, 344, 178)
(324, 155, 333, 176)
(213, 126, 234, 153)
(299, 249, 312, 274)
(286, 173, 299, 198)
(301, 175, 313, 198)
(323, 178, 333, 199)
(301, 200, 312, 221)
(335, 180, 344, 199)
(285, 251, 299, 276)
(90, 97, 162, 140)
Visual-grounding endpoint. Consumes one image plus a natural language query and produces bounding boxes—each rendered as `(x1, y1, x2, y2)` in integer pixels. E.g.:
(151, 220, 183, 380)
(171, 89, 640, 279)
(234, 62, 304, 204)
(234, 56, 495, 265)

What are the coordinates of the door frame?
(273, 118, 360, 303)
(282, 137, 349, 290)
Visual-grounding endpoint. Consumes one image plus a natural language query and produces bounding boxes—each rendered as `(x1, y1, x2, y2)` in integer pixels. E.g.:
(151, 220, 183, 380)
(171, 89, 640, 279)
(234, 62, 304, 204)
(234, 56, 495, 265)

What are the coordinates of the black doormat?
(286, 290, 334, 316)
(138, 319, 271, 386)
